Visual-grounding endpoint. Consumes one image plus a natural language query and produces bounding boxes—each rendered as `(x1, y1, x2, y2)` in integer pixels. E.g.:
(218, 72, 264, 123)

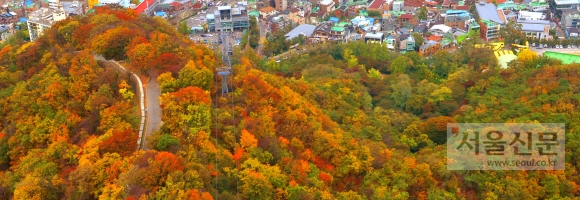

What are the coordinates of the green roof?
(331, 26, 345, 32)
(337, 22, 350, 27)
(390, 11, 406, 17)
(544, 51, 580, 64)
(249, 11, 260, 16)
(529, 2, 547, 6)
(481, 19, 499, 26)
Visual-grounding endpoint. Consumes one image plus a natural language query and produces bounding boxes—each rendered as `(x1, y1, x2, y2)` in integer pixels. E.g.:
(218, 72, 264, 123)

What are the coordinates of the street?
(258, 20, 266, 55)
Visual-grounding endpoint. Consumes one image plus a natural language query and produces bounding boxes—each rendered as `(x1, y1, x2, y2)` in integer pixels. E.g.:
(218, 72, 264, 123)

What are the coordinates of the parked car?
(536, 45, 543, 49)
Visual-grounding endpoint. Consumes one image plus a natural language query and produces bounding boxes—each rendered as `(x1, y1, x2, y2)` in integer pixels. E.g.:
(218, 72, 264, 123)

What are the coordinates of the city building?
(208, 2, 250, 32)
(27, 7, 66, 41)
(445, 15, 471, 30)
(480, 19, 500, 41)
(364, 32, 384, 43)
(259, 6, 277, 18)
(475, 2, 505, 41)
(287, 7, 306, 24)
(399, 34, 415, 51)
(275, 0, 287, 11)
(521, 23, 550, 39)
(320, 0, 335, 12)
(267, 15, 291, 32)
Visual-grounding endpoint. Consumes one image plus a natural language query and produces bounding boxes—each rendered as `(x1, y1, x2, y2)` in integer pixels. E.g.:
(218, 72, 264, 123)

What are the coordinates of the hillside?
(0, 5, 579, 199)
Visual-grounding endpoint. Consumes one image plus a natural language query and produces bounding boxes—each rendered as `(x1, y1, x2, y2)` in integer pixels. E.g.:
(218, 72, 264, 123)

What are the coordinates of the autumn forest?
(0, 6, 580, 199)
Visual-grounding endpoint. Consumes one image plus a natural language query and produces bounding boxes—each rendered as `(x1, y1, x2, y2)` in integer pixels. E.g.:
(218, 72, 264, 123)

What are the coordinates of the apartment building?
(27, 7, 66, 41)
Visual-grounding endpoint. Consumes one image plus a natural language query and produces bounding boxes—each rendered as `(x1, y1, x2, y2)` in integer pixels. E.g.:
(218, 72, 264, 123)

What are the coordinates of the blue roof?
(329, 17, 340, 23)
(156, 11, 167, 16)
(5, 14, 10, 17)
(446, 10, 468, 15)
(19, 18, 27, 22)
(475, 3, 504, 24)
(206, 14, 215, 19)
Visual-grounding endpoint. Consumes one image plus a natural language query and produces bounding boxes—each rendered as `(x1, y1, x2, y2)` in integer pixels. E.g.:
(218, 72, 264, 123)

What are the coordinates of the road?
(93, 55, 161, 150)
(145, 74, 162, 150)
(258, 20, 266, 55)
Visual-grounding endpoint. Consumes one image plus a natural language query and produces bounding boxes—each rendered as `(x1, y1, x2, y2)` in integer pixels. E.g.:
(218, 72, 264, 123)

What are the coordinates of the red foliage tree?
(100, 129, 138, 157)
(152, 52, 182, 75)
(72, 23, 96, 47)
(140, 152, 185, 188)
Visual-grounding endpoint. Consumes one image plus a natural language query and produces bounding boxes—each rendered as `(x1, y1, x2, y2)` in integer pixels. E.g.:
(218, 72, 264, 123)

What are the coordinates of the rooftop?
(368, 0, 385, 9)
(554, 0, 580, 5)
(331, 26, 345, 32)
(218, 6, 232, 10)
(285, 24, 316, 40)
(321, 0, 334, 5)
(430, 24, 452, 33)
(260, 6, 275, 12)
(521, 23, 547, 32)
(365, 32, 384, 39)
(517, 19, 550, 24)
(134, 0, 156, 15)
(28, 7, 65, 26)
(475, 3, 505, 24)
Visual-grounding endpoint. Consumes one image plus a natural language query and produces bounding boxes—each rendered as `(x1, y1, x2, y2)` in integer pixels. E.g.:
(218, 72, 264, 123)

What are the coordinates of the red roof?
(426, 1, 438, 5)
(403, 0, 422, 7)
(456, 5, 469, 10)
(427, 35, 442, 41)
(401, 14, 413, 19)
(170, 2, 181, 7)
(134, 0, 156, 15)
(368, 0, 385, 9)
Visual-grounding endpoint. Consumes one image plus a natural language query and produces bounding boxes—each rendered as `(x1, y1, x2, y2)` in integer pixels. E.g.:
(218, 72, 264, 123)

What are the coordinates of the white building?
(99, 0, 130, 8)
(27, 7, 66, 41)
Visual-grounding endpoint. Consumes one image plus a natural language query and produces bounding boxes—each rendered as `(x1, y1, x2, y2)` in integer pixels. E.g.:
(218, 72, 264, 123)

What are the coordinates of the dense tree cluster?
(1, 5, 580, 199)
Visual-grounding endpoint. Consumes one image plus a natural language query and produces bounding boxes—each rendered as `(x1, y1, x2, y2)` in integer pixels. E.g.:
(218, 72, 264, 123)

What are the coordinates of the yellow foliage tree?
(240, 129, 258, 149)
(517, 49, 538, 64)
